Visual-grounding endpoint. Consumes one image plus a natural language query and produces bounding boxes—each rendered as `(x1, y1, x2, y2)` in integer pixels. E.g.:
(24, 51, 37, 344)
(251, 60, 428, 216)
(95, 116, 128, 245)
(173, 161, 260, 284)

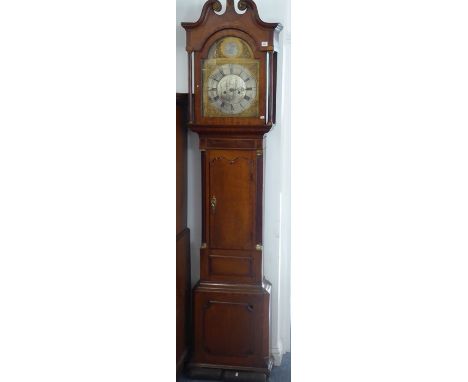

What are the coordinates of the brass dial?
(202, 36, 259, 118)
(206, 64, 257, 115)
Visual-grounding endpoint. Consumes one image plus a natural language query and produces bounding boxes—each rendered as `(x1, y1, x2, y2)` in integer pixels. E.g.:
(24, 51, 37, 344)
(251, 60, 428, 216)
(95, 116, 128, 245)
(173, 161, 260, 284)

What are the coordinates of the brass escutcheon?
(210, 195, 217, 212)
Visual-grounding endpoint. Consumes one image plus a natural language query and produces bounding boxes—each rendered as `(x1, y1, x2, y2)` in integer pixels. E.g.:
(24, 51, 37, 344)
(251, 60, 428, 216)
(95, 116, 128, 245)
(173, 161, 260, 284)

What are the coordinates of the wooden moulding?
(190, 123, 272, 137)
(182, 0, 282, 53)
(199, 136, 264, 151)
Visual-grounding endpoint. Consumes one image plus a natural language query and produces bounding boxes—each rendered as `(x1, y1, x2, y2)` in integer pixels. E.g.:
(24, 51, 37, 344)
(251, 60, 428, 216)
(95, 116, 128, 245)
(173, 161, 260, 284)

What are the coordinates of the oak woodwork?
(208, 150, 256, 250)
(182, 0, 281, 52)
(182, 0, 281, 126)
(191, 281, 272, 371)
(182, 1, 280, 378)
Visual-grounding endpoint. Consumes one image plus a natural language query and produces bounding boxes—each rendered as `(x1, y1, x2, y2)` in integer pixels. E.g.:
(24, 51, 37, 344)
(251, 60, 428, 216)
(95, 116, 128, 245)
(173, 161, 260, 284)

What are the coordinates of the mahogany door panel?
(207, 150, 256, 250)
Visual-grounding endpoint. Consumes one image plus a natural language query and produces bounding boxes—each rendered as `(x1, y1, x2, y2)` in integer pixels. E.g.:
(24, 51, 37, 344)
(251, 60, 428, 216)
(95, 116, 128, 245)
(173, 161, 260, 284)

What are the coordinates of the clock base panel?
(189, 280, 272, 373)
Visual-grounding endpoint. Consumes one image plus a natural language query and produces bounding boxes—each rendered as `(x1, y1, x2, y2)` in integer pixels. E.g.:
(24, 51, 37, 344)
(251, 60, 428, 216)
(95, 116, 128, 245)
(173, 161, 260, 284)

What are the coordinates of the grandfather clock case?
(182, 0, 281, 379)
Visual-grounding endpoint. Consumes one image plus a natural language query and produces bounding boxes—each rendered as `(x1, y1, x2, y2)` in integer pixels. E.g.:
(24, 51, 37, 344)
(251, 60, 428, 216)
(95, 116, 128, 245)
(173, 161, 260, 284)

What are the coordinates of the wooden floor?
(177, 353, 291, 382)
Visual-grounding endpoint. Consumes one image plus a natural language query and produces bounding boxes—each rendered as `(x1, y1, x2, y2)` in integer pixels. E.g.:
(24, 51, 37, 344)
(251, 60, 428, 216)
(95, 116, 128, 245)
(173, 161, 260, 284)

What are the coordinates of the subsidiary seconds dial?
(207, 64, 257, 115)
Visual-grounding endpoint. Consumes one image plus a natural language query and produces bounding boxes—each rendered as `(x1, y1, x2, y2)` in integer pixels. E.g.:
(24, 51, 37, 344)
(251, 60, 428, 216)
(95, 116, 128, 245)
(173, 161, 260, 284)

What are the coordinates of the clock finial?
(238, 0, 248, 11)
(211, 0, 222, 12)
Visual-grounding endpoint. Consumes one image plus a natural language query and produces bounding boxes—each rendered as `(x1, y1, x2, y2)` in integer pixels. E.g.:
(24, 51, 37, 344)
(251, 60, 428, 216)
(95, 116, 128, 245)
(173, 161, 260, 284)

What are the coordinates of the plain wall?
(176, 0, 291, 364)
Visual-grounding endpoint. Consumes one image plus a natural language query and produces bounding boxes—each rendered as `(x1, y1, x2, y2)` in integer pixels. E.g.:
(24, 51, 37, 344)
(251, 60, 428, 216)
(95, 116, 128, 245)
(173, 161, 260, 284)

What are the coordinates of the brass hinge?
(201, 243, 207, 249)
(255, 244, 263, 251)
(256, 150, 263, 156)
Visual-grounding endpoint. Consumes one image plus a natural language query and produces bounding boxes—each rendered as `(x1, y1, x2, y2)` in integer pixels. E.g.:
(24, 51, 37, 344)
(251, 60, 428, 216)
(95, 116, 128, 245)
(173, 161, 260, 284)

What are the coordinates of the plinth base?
(187, 360, 272, 381)
(188, 280, 272, 378)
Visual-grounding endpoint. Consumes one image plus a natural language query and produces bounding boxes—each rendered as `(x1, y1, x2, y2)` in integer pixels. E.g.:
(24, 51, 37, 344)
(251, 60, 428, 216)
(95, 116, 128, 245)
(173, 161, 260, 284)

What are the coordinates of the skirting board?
(271, 344, 284, 366)
(177, 349, 189, 374)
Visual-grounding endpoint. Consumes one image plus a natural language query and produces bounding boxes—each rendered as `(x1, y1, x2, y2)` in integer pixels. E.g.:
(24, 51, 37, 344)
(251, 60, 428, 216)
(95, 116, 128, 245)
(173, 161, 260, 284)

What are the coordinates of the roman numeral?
(246, 87, 252, 91)
(244, 96, 251, 101)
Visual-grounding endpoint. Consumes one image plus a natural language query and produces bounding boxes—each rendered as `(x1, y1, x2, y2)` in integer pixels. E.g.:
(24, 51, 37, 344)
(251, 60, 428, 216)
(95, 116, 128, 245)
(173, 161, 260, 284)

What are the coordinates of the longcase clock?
(182, 1, 281, 380)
